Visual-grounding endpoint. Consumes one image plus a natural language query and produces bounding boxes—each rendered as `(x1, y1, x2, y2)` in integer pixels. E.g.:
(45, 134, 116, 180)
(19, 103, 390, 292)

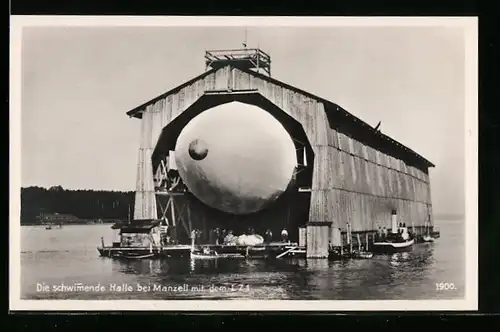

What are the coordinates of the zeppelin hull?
(174, 101, 297, 215)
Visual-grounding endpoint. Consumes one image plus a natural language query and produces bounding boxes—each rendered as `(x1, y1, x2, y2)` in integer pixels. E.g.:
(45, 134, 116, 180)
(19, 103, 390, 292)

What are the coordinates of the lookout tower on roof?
(205, 48, 272, 76)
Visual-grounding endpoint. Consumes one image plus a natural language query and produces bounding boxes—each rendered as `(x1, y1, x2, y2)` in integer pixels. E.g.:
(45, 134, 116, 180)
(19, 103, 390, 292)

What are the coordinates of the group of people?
(189, 228, 230, 245)
(397, 223, 414, 240)
(190, 227, 290, 245)
(375, 226, 389, 241)
(375, 222, 413, 242)
(159, 225, 177, 246)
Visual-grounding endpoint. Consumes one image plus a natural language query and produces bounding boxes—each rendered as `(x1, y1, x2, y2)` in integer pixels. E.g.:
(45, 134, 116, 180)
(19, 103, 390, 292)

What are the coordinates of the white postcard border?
(9, 15, 478, 312)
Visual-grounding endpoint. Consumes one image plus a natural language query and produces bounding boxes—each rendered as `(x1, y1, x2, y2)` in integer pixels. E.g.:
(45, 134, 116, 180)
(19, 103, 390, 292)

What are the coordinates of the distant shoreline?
(21, 221, 117, 226)
(20, 186, 134, 225)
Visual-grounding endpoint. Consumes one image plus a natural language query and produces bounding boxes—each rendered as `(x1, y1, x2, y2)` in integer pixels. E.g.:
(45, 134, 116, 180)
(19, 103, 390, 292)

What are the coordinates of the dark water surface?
(21, 220, 465, 300)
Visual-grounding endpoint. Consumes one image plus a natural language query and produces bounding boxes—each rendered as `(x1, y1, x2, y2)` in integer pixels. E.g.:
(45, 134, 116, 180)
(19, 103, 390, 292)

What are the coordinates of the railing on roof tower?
(205, 48, 271, 77)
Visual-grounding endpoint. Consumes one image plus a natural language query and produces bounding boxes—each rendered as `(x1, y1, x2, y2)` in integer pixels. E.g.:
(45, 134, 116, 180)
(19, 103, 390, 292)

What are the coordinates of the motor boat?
(372, 227, 415, 253)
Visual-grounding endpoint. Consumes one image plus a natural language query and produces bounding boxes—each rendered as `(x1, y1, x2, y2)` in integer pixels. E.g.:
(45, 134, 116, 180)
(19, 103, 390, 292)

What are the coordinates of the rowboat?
(248, 246, 266, 252)
(353, 251, 374, 259)
(114, 251, 158, 260)
(421, 235, 435, 243)
(190, 249, 244, 260)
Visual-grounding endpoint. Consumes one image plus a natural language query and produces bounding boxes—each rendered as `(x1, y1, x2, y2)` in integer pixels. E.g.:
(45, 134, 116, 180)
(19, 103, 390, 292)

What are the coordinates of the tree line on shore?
(21, 186, 135, 224)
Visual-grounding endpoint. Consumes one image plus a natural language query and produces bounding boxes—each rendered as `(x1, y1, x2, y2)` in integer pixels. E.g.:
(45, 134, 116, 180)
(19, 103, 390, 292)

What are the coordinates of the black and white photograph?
(10, 16, 478, 311)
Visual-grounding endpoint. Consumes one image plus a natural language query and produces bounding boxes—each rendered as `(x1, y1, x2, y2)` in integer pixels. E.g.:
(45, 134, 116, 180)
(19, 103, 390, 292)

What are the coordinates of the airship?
(174, 101, 297, 215)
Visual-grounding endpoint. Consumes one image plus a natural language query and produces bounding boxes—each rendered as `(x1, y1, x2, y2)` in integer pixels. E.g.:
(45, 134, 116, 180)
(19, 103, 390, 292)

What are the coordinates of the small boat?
(372, 238, 414, 253)
(353, 251, 374, 259)
(244, 246, 270, 259)
(115, 251, 158, 260)
(422, 235, 435, 243)
(422, 220, 438, 241)
(372, 226, 415, 254)
(190, 248, 244, 260)
(351, 232, 373, 259)
(248, 246, 266, 252)
(421, 222, 436, 242)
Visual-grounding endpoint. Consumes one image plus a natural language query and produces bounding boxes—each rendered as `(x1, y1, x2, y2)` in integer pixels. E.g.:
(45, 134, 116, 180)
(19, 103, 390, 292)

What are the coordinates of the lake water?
(20, 219, 465, 300)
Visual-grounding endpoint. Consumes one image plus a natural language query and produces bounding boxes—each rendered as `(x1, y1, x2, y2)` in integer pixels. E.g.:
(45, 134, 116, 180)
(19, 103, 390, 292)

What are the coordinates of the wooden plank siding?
(306, 224, 330, 258)
(133, 109, 158, 220)
(132, 65, 433, 239)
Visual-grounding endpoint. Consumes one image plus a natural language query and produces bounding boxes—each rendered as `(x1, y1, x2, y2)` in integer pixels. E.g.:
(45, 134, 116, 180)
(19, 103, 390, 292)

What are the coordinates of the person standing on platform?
(281, 228, 289, 243)
(215, 228, 220, 245)
(195, 229, 202, 245)
(224, 230, 236, 245)
(199, 229, 204, 244)
(265, 229, 273, 243)
(190, 229, 196, 250)
(220, 229, 227, 245)
(209, 228, 216, 244)
(170, 225, 177, 244)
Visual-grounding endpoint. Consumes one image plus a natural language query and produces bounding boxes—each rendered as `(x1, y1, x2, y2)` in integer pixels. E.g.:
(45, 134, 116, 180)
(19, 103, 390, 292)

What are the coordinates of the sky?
(20, 25, 467, 215)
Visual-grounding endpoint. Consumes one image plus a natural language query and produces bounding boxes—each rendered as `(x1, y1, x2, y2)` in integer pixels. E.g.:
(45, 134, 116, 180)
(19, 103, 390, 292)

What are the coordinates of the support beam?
(306, 222, 330, 258)
(134, 109, 157, 220)
(156, 191, 190, 240)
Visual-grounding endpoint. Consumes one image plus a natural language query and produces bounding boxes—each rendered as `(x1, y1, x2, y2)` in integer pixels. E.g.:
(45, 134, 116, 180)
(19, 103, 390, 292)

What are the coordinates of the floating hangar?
(125, 48, 435, 258)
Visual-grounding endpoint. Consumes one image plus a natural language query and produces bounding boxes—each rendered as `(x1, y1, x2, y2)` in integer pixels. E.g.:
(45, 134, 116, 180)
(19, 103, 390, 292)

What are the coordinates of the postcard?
(10, 15, 478, 311)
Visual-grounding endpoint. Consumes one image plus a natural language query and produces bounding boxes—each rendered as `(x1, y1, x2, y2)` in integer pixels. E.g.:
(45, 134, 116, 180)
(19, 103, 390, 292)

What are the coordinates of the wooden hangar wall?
(131, 65, 433, 243)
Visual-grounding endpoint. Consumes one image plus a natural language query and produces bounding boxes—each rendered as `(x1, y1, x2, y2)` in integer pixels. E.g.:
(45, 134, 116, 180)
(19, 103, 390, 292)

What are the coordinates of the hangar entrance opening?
(151, 92, 314, 245)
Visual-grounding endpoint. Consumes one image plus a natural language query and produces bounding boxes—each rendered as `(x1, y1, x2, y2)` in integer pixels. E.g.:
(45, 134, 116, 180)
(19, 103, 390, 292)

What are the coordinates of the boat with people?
(328, 223, 374, 260)
(328, 247, 374, 260)
(189, 229, 273, 259)
(372, 225, 415, 253)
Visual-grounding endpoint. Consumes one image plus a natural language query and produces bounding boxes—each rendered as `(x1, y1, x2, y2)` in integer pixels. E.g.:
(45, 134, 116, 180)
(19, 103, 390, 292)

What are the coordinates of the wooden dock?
(97, 244, 192, 258)
(98, 242, 303, 259)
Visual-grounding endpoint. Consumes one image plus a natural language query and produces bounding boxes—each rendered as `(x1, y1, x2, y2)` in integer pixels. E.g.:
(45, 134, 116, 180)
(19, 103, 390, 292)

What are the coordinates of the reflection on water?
(20, 220, 465, 300)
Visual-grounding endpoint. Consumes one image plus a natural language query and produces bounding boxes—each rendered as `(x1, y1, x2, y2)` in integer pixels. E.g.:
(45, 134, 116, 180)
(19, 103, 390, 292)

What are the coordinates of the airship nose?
(175, 101, 297, 215)
(188, 139, 209, 161)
